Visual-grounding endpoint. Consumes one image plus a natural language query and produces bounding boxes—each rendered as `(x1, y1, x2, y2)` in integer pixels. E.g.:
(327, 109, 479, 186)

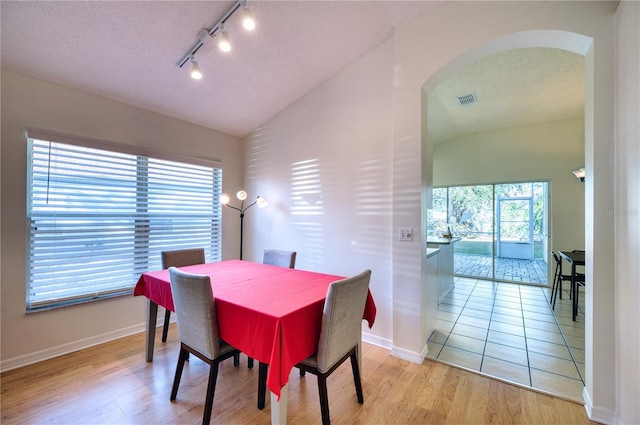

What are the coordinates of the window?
(26, 132, 222, 311)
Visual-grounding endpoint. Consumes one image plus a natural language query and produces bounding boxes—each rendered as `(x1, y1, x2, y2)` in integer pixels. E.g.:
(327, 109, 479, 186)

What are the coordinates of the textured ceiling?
(428, 47, 585, 144)
(1, 1, 583, 141)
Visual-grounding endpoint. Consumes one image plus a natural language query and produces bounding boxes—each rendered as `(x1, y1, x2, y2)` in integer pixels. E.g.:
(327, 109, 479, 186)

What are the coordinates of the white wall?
(434, 118, 586, 254)
(614, 2, 640, 424)
(243, 1, 618, 422)
(0, 70, 243, 369)
(243, 39, 395, 348)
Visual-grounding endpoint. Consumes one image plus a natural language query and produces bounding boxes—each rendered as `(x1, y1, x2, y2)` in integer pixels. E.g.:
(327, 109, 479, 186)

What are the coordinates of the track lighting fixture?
(190, 57, 202, 80)
(177, 0, 256, 79)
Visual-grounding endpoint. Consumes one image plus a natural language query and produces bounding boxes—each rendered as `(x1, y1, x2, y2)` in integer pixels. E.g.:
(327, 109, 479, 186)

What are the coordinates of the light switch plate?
(399, 227, 413, 242)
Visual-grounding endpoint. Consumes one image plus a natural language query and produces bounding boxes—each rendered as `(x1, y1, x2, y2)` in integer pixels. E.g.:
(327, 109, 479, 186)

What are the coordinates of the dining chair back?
(295, 269, 371, 425)
(160, 248, 206, 342)
(168, 267, 240, 425)
(249, 249, 297, 370)
(263, 249, 297, 269)
(550, 251, 585, 311)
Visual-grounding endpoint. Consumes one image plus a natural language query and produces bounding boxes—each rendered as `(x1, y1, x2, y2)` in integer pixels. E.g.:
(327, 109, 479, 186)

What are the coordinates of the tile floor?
(427, 276, 586, 402)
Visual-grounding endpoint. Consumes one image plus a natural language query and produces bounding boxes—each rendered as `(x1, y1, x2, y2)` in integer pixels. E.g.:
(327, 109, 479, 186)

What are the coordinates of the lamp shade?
(572, 167, 586, 182)
(256, 196, 268, 208)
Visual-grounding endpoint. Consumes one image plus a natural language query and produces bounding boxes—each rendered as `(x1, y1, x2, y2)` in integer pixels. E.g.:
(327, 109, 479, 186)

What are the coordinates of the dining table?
(558, 250, 585, 321)
(134, 259, 376, 424)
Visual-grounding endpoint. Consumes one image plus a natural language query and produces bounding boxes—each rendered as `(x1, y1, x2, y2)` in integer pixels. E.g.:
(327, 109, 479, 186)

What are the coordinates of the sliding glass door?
(427, 181, 548, 284)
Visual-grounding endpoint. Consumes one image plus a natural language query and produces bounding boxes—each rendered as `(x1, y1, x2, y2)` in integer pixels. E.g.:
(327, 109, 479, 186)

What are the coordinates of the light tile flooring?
(427, 277, 585, 402)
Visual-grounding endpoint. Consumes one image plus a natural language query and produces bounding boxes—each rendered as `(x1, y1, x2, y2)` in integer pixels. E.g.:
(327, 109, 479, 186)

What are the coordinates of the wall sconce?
(572, 167, 585, 182)
(221, 190, 267, 260)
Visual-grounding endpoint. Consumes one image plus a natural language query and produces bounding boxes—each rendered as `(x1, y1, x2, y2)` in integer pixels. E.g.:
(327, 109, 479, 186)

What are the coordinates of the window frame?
(25, 129, 224, 312)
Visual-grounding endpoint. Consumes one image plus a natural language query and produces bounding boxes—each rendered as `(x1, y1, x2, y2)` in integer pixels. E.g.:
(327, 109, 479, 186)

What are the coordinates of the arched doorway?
(421, 30, 594, 401)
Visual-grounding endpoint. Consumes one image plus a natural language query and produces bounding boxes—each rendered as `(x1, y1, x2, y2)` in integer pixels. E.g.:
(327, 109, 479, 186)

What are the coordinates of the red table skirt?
(135, 260, 376, 397)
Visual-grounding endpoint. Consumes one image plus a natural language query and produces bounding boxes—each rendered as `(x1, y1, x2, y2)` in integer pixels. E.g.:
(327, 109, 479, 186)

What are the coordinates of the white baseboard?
(362, 332, 392, 350)
(0, 324, 150, 373)
(4, 320, 387, 373)
(1, 308, 175, 373)
(583, 386, 615, 425)
(390, 344, 427, 364)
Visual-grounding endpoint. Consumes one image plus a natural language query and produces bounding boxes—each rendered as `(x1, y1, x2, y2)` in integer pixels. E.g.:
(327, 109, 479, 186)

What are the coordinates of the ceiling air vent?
(456, 93, 477, 106)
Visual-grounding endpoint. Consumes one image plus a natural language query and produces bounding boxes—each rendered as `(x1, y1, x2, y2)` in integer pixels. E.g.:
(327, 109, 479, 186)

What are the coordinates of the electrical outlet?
(399, 227, 413, 242)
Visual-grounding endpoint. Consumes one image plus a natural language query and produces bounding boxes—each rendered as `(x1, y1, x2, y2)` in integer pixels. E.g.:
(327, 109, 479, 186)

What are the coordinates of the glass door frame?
(428, 180, 549, 285)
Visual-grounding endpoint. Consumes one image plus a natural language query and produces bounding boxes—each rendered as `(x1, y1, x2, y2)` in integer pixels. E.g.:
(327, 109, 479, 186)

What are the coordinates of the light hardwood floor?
(1, 325, 596, 424)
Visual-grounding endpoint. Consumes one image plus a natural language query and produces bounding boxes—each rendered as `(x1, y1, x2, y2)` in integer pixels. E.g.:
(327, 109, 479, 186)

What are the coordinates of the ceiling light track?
(177, 0, 255, 76)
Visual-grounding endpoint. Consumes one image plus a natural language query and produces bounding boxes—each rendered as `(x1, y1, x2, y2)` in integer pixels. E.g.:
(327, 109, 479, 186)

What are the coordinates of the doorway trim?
(419, 29, 614, 423)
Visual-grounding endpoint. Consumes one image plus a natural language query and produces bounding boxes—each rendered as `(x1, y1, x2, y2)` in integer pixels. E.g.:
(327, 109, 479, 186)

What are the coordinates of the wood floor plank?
(1, 325, 596, 424)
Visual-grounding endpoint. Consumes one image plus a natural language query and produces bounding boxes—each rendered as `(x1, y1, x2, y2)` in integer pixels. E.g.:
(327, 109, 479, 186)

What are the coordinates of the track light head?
(190, 57, 202, 80)
(242, 6, 256, 31)
(218, 26, 231, 52)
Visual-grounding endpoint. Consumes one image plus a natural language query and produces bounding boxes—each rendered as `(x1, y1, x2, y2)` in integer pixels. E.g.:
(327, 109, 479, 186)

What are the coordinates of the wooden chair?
(160, 248, 205, 342)
(258, 270, 372, 424)
(263, 249, 297, 269)
(168, 267, 241, 425)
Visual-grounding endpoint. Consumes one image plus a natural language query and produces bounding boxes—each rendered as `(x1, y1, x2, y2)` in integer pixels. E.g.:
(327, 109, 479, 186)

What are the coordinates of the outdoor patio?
(454, 253, 548, 284)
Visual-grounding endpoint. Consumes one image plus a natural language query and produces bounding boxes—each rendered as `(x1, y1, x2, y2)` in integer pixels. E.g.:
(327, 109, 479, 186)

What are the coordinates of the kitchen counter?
(426, 247, 440, 258)
(427, 237, 460, 302)
(427, 236, 461, 245)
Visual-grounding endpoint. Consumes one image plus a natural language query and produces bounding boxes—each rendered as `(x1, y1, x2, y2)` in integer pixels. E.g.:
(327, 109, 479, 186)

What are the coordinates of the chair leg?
(258, 362, 268, 410)
(248, 356, 254, 369)
(170, 346, 189, 401)
(317, 374, 331, 425)
(202, 361, 220, 425)
(573, 282, 581, 321)
(350, 351, 364, 404)
(233, 353, 240, 367)
(558, 278, 563, 300)
(162, 309, 171, 342)
(550, 274, 558, 309)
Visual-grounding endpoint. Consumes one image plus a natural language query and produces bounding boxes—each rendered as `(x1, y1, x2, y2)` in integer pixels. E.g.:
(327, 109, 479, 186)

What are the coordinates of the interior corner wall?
(433, 118, 586, 253)
(0, 70, 243, 370)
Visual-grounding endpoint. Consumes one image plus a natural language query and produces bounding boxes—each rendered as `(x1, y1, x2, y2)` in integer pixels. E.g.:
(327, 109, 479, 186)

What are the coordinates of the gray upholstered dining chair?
(262, 249, 297, 269)
(168, 267, 241, 425)
(257, 269, 372, 424)
(161, 248, 206, 342)
(248, 249, 297, 370)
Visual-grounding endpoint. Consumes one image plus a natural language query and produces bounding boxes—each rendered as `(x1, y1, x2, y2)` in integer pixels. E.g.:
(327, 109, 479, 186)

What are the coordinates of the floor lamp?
(220, 190, 268, 260)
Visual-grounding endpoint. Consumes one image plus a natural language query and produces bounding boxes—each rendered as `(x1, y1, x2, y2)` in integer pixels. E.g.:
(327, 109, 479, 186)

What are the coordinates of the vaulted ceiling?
(1, 1, 583, 142)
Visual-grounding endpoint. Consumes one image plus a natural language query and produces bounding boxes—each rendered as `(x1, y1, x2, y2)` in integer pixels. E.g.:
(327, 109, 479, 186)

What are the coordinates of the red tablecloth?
(134, 260, 376, 398)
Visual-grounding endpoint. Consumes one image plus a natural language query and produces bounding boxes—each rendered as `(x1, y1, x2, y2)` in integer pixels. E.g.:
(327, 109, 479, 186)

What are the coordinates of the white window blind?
(26, 136, 222, 311)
